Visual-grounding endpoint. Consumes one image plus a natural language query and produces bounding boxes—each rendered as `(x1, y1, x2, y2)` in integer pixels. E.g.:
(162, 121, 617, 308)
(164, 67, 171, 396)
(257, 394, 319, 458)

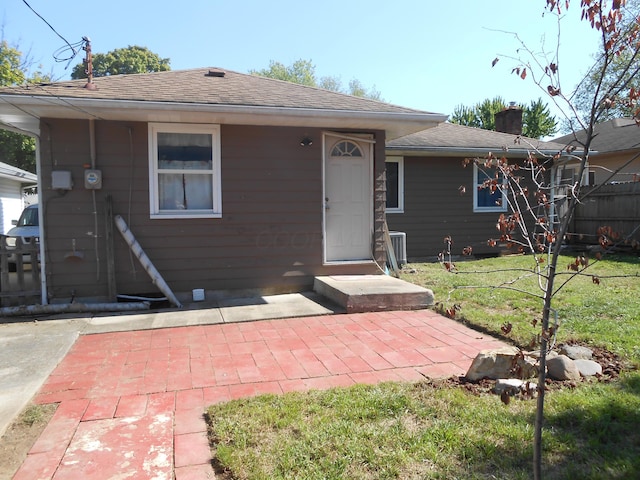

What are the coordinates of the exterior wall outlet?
(52, 170, 73, 190)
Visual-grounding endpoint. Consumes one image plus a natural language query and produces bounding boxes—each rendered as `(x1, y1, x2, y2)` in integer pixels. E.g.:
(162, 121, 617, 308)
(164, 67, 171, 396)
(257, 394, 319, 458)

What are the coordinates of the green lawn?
(403, 254, 640, 359)
(206, 254, 640, 479)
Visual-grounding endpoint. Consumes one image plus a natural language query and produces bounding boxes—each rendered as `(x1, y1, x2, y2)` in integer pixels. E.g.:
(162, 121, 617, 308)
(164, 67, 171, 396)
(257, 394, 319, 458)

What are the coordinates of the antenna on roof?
(82, 37, 97, 90)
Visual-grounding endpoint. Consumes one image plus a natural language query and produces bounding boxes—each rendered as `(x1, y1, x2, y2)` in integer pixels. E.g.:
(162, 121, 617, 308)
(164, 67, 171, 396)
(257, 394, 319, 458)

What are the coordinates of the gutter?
(385, 145, 570, 158)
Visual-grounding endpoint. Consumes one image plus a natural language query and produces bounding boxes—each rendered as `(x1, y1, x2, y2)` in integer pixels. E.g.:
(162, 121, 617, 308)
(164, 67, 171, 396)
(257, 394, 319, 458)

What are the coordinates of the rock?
(574, 359, 603, 377)
(494, 378, 525, 395)
(494, 378, 538, 396)
(525, 349, 558, 359)
(559, 345, 593, 360)
(465, 346, 521, 381)
(547, 355, 581, 381)
(516, 355, 539, 379)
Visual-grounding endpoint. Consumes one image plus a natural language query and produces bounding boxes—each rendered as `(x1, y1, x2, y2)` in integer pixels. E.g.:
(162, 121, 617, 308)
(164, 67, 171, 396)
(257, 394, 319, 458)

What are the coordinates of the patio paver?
(15, 309, 509, 479)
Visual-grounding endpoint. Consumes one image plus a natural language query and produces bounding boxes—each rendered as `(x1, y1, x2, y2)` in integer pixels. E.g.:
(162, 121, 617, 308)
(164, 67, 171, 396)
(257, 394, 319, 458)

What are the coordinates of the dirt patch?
(426, 342, 627, 397)
(0, 403, 57, 480)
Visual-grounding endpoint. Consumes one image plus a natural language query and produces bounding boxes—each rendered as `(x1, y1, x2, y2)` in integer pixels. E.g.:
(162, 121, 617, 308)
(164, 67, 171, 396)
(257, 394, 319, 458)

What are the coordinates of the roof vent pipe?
(83, 37, 98, 90)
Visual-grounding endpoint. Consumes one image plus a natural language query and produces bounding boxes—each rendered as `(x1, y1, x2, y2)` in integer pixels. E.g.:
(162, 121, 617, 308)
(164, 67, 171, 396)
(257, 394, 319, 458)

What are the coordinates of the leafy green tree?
(0, 40, 49, 173)
(0, 131, 36, 172)
(318, 75, 342, 92)
(451, 96, 557, 138)
(347, 78, 382, 101)
(251, 59, 383, 100)
(251, 59, 316, 87)
(0, 40, 25, 85)
(71, 45, 170, 79)
(570, 0, 640, 125)
(451, 96, 506, 131)
(522, 98, 558, 139)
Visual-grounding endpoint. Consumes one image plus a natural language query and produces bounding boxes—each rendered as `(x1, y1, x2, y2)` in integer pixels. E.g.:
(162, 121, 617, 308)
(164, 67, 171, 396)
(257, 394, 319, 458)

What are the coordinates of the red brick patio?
(13, 310, 508, 479)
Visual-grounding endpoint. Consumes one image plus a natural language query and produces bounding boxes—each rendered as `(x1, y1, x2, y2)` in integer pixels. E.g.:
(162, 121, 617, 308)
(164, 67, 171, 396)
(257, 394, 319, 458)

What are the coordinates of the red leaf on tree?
(520, 68, 527, 80)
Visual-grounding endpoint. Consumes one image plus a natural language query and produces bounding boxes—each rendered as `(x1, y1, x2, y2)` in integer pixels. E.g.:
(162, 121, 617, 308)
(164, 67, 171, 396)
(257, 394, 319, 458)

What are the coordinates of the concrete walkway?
(4, 296, 508, 479)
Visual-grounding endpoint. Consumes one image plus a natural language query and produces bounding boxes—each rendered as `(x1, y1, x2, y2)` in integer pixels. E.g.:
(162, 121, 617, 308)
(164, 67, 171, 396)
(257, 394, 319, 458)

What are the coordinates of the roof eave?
(385, 145, 568, 158)
(0, 95, 447, 138)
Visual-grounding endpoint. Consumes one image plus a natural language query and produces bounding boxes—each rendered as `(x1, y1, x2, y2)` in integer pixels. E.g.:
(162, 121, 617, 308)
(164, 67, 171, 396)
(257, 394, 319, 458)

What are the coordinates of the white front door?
(323, 135, 373, 262)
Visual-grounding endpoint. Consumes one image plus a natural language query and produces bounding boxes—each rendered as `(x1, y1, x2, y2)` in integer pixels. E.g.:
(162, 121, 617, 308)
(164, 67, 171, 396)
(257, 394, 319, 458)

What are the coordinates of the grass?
(206, 253, 640, 480)
(403, 254, 640, 359)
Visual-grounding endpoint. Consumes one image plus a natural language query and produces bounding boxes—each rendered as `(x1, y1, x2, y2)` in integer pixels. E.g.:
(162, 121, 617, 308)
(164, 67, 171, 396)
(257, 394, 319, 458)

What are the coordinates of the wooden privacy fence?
(0, 235, 41, 307)
(572, 182, 640, 247)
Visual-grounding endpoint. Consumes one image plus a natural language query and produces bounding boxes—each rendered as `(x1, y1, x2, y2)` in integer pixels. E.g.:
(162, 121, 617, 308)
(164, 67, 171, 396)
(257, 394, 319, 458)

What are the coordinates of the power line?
(21, 0, 81, 64)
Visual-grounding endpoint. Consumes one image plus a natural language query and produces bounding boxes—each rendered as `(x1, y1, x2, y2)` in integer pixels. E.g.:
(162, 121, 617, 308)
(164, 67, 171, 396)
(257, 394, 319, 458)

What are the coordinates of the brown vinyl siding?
(39, 119, 382, 302)
(386, 156, 511, 260)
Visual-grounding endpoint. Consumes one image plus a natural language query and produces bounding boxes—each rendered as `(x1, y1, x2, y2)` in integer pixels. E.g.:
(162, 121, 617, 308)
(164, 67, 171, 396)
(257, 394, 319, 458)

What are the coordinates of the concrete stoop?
(314, 275, 434, 313)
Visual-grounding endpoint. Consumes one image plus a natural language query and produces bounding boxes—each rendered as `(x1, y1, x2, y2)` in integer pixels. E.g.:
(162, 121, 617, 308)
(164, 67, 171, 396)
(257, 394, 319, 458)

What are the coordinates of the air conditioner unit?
(389, 231, 407, 265)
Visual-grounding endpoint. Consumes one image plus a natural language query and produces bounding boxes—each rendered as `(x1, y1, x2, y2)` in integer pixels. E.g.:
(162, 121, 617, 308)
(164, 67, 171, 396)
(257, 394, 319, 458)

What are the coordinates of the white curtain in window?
(159, 173, 213, 210)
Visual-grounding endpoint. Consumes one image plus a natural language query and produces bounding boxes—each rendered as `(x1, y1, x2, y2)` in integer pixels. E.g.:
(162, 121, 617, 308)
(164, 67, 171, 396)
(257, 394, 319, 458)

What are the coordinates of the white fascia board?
(0, 95, 447, 139)
(0, 173, 37, 184)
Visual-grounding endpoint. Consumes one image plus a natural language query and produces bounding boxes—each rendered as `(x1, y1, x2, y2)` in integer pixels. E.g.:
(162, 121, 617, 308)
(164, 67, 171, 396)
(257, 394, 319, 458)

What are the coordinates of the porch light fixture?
(300, 136, 313, 147)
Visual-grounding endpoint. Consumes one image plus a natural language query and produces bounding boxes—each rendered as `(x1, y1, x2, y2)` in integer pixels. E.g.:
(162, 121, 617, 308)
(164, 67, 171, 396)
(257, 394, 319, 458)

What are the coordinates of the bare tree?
(443, 2, 639, 478)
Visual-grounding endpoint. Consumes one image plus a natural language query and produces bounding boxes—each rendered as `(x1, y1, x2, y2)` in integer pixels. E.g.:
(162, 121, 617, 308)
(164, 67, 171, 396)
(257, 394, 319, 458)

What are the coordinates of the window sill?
(150, 212, 222, 220)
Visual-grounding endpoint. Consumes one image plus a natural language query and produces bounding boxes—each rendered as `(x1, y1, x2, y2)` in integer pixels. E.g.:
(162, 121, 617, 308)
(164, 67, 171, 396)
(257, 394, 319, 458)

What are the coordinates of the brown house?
(554, 118, 640, 245)
(553, 117, 640, 185)
(385, 122, 567, 260)
(0, 68, 445, 305)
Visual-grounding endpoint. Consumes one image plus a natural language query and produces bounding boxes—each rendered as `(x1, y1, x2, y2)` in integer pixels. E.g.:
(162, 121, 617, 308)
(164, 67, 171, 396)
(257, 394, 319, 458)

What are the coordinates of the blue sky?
(2, 0, 601, 121)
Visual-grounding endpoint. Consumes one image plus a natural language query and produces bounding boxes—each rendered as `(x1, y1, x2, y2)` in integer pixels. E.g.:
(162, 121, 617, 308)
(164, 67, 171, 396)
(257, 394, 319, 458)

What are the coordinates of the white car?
(6, 204, 39, 271)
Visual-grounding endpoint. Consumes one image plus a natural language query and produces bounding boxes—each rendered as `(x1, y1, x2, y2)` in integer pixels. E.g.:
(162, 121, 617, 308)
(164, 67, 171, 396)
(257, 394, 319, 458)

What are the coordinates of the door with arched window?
(323, 135, 373, 262)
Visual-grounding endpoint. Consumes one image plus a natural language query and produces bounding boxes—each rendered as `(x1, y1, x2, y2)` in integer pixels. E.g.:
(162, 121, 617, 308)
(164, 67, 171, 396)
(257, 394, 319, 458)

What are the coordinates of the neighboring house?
(385, 122, 568, 260)
(0, 68, 446, 304)
(553, 118, 640, 185)
(0, 162, 37, 235)
(554, 118, 640, 246)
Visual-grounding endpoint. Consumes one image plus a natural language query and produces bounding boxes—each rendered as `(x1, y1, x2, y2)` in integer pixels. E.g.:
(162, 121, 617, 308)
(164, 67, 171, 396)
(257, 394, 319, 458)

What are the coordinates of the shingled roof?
(386, 122, 568, 157)
(553, 118, 640, 154)
(0, 67, 446, 138)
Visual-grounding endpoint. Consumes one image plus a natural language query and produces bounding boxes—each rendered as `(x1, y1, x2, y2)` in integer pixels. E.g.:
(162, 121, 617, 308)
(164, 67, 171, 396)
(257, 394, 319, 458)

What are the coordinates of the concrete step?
(313, 275, 434, 313)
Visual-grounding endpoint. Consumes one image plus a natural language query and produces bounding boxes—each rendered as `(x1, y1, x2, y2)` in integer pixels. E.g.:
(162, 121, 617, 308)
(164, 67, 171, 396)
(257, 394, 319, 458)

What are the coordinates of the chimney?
(495, 102, 522, 135)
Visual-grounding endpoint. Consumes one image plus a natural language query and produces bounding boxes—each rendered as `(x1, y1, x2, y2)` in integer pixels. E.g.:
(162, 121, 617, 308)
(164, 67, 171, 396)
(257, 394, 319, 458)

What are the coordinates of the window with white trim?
(148, 123, 221, 218)
(385, 156, 404, 213)
(473, 163, 507, 212)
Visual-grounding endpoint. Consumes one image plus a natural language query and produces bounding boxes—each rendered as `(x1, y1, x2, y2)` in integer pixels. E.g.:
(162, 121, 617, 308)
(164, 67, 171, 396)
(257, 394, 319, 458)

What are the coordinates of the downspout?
(89, 119, 100, 279)
(114, 215, 182, 308)
(35, 135, 47, 305)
